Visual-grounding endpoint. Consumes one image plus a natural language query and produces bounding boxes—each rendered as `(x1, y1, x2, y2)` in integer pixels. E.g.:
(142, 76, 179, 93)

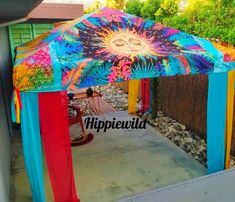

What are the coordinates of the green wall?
(8, 23, 53, 61)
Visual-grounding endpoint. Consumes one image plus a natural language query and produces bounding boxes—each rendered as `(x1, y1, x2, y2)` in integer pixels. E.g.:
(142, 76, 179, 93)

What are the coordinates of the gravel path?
(141, 112, 235, 168)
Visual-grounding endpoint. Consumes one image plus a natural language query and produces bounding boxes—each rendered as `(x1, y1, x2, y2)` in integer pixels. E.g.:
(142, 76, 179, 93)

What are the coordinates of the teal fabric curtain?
(20, 92, 46, 202)
(207, 72, 228, 174)
(11, 97, 16, 122)
(148, 79, 153, 113)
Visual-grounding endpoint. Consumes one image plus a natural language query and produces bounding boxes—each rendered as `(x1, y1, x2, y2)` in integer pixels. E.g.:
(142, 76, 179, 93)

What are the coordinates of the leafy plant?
(140, 0, 161, 20)
(125, 0, 144, 16)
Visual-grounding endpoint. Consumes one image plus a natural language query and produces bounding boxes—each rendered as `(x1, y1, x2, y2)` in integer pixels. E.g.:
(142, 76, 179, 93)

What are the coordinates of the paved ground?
(118, 168, 235, 202)
(10, 111, 206, 202)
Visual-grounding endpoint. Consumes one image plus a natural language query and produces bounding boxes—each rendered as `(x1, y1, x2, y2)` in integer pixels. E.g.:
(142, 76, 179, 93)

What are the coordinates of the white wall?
(0, 27, 12, 202)
(0, 86, 10, 202)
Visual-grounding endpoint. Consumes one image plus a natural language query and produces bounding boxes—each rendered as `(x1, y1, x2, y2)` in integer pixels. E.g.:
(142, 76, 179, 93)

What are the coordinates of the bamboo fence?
(112, 41, 235, 155)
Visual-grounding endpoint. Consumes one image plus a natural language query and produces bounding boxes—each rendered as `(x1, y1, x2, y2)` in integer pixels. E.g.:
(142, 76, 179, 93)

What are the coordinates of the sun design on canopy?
(97, 29, 158, 58)
(57, 8, 215, 89)
(78, 24, 183, 62)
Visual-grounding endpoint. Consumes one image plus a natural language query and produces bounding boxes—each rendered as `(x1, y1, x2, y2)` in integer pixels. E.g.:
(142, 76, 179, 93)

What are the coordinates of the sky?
(43, 0, 106, 8)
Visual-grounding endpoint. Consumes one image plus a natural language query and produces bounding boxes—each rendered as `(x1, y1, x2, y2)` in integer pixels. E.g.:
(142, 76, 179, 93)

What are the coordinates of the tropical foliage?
(85, 0, 235, 44)
(84, 0, 103, 14)
(124, 0, 235, 44)
(106, 0, 126, 10)
(140, 0, 161, 20)
(125, 0, 143, 16)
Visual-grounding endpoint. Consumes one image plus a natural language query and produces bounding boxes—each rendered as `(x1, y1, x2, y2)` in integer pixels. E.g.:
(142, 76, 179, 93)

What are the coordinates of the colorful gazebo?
(12, 7, 235, 202)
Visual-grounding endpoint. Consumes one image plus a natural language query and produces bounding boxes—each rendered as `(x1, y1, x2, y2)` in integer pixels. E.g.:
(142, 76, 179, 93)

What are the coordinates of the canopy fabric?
(11, 7, 235, 201)
(13, 7, 234, 92)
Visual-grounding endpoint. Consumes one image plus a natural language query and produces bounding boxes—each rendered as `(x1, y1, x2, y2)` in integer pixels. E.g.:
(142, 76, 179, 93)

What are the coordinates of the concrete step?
(118, 168, 235, 202)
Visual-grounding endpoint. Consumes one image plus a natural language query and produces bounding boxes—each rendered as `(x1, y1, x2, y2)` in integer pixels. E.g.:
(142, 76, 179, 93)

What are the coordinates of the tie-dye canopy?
(13, 7, 234, 92)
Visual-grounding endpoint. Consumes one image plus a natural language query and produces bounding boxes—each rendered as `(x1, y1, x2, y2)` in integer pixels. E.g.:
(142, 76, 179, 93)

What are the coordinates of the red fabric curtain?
(39, 91, 80, 202)
(141, 79, 150, 113)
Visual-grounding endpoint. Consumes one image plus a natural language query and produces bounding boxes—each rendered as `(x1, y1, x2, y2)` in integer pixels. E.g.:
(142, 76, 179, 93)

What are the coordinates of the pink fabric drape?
(141, 79, 150, 113)
(39, 91, 80, 202)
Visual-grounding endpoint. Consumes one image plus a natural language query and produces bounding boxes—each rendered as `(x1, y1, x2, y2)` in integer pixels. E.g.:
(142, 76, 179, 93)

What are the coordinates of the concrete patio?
(10, 111, 206, 202)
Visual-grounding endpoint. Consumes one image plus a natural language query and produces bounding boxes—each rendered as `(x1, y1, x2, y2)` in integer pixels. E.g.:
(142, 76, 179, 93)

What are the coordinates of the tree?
(141, 0, 161, 20)
(85, 0, 103, 14)
(156, 0, 235, 44)
(125, 0, 144, 17)
(155, 0, 180, 22)
(106, 0, 125, 10)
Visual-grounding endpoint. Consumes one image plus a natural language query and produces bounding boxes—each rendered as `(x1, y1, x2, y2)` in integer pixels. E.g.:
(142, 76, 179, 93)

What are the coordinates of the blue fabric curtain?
(20, 92, 46, 202)
(207, 72, 228, 174)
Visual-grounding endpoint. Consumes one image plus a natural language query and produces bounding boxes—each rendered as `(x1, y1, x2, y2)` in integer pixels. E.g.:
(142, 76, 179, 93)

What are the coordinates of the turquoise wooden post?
(207, 72, 228, 174)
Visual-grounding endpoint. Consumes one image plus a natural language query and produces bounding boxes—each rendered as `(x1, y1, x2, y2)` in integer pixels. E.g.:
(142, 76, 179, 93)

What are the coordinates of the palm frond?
(130, 62, 160, 79)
